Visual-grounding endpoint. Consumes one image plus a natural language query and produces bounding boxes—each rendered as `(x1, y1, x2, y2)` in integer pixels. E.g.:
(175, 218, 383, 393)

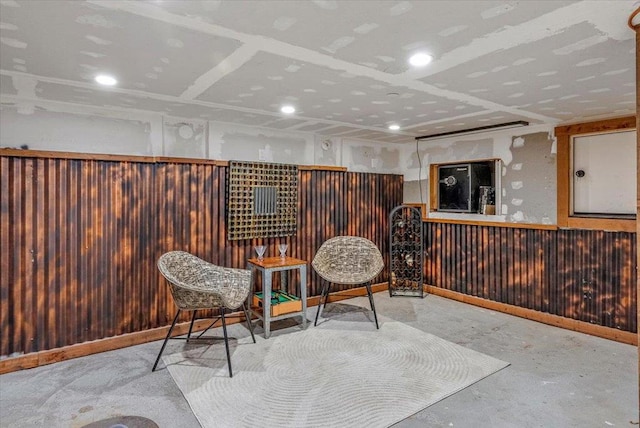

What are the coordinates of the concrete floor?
(0, 293, 637, 428)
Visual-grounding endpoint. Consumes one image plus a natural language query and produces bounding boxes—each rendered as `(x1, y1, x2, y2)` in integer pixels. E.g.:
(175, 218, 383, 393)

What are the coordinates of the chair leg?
(314, 281, 331, 326)
(152, 309, 181, 372)
(241, 302, 256, 343)
(187, 311, 197, 341)
(365, 282, 379, 329)
(220, 309, 233, 377)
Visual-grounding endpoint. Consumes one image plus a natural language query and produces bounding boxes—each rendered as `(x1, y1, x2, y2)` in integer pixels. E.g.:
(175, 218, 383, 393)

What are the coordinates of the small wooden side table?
(246, 256, 308, 338)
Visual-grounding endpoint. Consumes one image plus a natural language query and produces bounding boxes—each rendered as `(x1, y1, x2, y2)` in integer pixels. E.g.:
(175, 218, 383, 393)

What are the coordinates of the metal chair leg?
(220, 309, 233, 377)
(242, 302, 256, 343)
(187, 311, 197, 341)
(365, 282, 379, 329)
(152, 310, 181, 372)
(314, 281, 331, 326)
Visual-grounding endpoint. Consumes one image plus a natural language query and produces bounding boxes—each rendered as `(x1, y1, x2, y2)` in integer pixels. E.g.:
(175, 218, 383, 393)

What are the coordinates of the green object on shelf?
(254, 290, 300, 305)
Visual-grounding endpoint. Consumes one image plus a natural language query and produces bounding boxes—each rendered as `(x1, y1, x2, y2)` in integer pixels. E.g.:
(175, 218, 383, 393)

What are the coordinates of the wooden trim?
(0, 148, 158, 163)
(0, 149, 349, 171)
(555, 116, 636, 136)
(428, 158, 500, 213)
(429, 164, 438, 211)
(0, 314, 244, 374)
(565, 217, 636, 233)
(428, 157, 502, 167)
(556, 131, 571, 228)
(299, 165, 347, 172)
(404, 203, 427, 219)
(628, 6, 640, 30)
(153, 156, 228, 166)
(426, 286, 638, 346)
(424, 217, 558, 231)
(555, 116, 637, 232)
(0, 282, 387, 374)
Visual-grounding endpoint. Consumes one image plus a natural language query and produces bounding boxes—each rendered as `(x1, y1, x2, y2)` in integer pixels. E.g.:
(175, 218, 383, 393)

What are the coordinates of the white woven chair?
(153, 251, 255, 377)
(312, 236, 384, 328)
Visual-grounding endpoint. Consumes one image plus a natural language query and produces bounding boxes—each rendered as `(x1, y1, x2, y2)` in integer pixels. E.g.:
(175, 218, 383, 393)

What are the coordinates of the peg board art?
(226, 161, 298, 240)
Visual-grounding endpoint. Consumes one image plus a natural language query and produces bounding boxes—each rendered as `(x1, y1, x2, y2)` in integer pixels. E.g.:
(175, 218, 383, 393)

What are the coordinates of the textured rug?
(164, 319, 509, 428)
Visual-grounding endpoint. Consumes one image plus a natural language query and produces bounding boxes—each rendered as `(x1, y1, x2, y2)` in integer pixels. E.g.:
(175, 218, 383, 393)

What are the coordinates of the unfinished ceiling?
(0, 0, 636, 144)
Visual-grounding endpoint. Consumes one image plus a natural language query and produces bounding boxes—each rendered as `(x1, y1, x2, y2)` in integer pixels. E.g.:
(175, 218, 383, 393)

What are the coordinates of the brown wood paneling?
(1, 154, 402, 358)
(424, 222, 637, 333)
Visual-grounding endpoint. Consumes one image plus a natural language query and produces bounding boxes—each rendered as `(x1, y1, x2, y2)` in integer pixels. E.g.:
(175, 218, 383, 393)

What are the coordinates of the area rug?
(163, 319, 509, 428)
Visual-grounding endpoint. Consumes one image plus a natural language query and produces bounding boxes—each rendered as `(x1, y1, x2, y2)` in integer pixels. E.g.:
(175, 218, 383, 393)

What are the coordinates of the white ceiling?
(0, 0, 637, 144)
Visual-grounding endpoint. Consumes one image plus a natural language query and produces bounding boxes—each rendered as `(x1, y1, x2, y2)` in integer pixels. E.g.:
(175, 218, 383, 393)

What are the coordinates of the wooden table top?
(247, 256, 307, 269)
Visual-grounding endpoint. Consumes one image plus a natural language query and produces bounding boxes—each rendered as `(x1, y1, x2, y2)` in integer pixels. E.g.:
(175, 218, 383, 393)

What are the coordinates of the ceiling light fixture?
(95, 74, 117, 86)
(388, 124, 400, 131)
(280, 105, 296, 114)
(415, 121, 529, 141)
(409, 53, 433, 67)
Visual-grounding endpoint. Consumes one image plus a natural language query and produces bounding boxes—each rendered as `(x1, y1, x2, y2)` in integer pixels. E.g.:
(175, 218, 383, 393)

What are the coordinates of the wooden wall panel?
(0, 154, 403, 357)
(424, 223, 637, 333)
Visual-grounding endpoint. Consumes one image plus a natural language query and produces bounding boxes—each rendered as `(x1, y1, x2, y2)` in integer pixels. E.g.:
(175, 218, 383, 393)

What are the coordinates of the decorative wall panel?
(423, 222, 637, 333)
(0, 152, 401, 357)
(226, 161, 298, 240)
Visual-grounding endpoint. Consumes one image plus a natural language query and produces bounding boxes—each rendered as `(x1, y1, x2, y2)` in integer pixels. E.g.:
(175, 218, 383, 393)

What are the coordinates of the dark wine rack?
(388, 205, 424, 298)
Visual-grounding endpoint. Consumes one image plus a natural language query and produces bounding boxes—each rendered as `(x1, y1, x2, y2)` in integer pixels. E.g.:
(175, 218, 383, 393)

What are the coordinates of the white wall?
(0, 100, 562, 226)
(0, 102, 406, 176)
(403, 124, 558, 224)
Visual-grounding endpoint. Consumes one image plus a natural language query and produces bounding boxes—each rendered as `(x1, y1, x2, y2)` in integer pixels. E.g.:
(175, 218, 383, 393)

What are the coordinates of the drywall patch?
(480, 3, 515, 19)
(323, 36, 355, 54)
(163, 118, 207, 158)
(0, 22, 18, 30)
(553, 35, 607, 55)
(439, 25, 467, 37)
(353, 23, 378, 34)
(0, 106, 154, 155)
(85, 35, 111, 45)
(273, 16, 296, 31)
(502, 132, 556, 223)
(390, 1, 412, 16)
(76, 14, 119, 28)
(576, 58, 605, 67)
(312, 0, 338, 10)
(0, 37, 26, 48)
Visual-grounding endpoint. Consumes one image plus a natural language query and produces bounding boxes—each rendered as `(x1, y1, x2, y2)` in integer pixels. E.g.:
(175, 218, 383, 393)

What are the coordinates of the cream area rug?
(163, 318, 509, 428)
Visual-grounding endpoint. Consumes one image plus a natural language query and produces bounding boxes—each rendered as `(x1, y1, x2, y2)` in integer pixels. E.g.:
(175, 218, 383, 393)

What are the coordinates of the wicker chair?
(153, 251, 255, 377)
(312, 236, 384, 329)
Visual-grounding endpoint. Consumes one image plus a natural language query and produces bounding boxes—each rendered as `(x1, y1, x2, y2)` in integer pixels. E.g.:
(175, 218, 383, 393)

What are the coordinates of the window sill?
(564, 216, 636, 232)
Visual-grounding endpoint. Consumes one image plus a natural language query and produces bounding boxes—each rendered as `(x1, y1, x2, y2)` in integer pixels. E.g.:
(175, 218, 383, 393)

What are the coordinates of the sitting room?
(1, 1, 638, 427)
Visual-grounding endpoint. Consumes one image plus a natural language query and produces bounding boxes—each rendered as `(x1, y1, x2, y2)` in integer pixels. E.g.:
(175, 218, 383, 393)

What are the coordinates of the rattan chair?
(153, 251, 255, 377)
(312, 236, 384, 329)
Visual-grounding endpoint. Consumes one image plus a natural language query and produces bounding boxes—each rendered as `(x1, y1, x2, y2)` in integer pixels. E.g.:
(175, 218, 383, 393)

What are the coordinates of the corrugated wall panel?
(424, 223, 636, 333)
(1, 154, 402, 357)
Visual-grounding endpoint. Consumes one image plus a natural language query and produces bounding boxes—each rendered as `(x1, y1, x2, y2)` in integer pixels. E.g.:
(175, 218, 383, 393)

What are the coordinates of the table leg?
(264, 268, 272, 339)
(300, 265, 307, 329)
(280, 270, 288, 294)
(246, 264, 255, 328)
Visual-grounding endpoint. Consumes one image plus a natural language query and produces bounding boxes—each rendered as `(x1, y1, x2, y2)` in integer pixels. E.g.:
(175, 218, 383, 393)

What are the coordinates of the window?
(429, 159, 501, 215)
(556, 116, 636, 232)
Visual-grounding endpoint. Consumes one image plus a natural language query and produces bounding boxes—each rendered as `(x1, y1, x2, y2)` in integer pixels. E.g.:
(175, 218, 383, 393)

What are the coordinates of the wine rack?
(388, 205, 424, 297)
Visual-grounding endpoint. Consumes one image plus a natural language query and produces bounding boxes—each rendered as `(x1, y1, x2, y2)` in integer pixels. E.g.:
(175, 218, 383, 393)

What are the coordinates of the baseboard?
(2, 282, 634, 375)
(0, 282, 386, 375)
(425, 285, 638, 346)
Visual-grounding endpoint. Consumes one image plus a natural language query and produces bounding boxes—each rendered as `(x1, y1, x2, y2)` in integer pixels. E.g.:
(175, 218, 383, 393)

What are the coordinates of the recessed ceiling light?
(280, 105, 296, 114)
(388, 124, 400, 131)
(409, 53, 433, 67)
(95, 74, 117, 86)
